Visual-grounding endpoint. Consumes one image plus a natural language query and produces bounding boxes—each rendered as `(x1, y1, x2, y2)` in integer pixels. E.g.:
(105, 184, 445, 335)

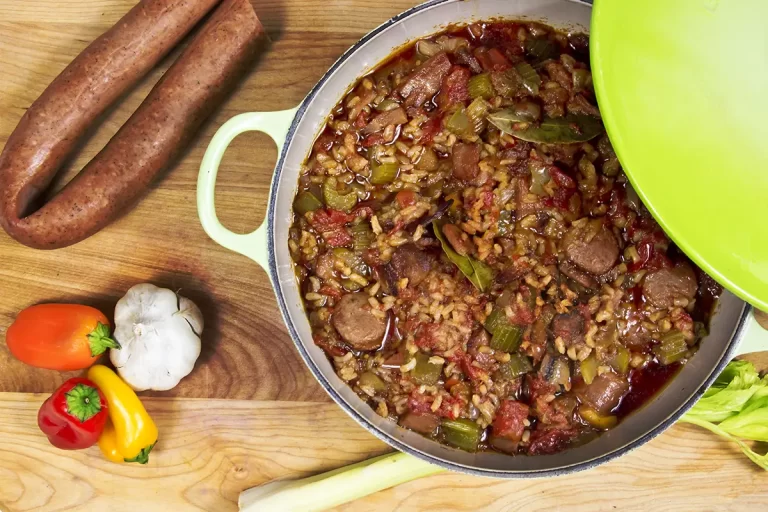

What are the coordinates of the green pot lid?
(591, 0, 768, 310)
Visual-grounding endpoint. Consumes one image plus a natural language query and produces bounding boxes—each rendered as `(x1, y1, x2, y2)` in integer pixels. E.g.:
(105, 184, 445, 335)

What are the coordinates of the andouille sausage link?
(0, 0, 266, 249)
(0, 0, 223, 248)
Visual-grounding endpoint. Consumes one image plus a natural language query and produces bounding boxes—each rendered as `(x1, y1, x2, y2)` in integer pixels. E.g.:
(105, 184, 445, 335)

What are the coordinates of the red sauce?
(615, 361, 681, 418)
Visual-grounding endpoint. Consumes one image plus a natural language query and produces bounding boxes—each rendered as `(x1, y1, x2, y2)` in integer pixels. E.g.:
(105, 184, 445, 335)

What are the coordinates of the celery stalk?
(239, 452, 443, 512)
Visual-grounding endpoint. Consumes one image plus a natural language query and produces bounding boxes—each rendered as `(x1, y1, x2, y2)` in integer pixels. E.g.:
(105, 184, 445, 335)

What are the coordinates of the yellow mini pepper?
(87, 365, 158, 464)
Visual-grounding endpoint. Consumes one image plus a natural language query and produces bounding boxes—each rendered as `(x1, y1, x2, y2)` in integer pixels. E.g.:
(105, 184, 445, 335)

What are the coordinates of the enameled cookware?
(197, 0, 768, 478)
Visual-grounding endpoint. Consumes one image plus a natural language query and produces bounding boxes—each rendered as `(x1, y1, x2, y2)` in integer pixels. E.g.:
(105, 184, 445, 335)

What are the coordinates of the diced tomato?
(310, 209, 354, 248)
(527, 427, 580, 455)
(414, 323, 439, 350)
(628, 236, 672, 272)
(436, 65, 471, 108)
(323, 229, 352, 247)
(353, 110, 368, 129)
(461, 354, 487, 382)
(419, 115, 443, 145)
(361, 133, 385, 148)
(408, 391, 434, 415)
(313, 130, 337, 153)
(482, 189, 495, 208)
(318, 285, 342, 300)
(492, 400, 529, 441)
(313, 333, 347, 357)
(550, 167, 576, 189)
(475, 47, 511, 71)
(444, 376, 462, 390)
(395, 190, 417, 208)
(310, 209, 355, 229)
(526, 374, 557, 403)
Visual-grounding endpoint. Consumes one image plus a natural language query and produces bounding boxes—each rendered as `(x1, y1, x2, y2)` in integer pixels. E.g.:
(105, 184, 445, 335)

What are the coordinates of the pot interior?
(267, 0, 747, 476)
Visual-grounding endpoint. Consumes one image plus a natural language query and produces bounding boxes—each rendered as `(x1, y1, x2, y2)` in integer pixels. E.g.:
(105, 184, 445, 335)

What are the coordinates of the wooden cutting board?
(1, 1, 767, 511)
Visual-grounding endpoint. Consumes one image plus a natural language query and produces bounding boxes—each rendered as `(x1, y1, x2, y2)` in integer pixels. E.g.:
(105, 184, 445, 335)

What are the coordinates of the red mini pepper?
(37, 377, 108, 450)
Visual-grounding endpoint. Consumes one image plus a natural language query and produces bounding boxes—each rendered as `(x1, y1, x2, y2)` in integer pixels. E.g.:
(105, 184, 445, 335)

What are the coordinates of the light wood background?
(0, 1, 767, 511)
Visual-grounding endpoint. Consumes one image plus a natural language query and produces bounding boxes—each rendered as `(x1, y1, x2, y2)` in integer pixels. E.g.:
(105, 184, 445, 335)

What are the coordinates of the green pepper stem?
(65, 383, 102, 422)
(88, 322, 121, 356)
(124, 442, 156, 465)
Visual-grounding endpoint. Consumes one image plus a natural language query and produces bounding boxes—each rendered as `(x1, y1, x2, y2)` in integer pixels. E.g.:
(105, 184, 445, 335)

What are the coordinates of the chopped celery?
(497, 209, 513, 236)
(468, 73, 495, 99)
(465, 98, 489, 134)
(410, 352, 443, 386)
(490, 324, 523, 352)
(580, 353, 598, 384)
(375, 98, 400, 112)
(293, 191, 323, 215)
(445, 108, 472, 138)
(528, 160, 551, 196)
(515, 62, 542, 95)
(358, 371, 387, 393)
(484, 307, 506, 334)
(350, 223, 374, 252)
(572, 69, 591, 92)
(609, 345, 630, 375)
(525, 38, 558, 63)
(370, 161, 399, 185)
(341, 279, 363, 291)
(332, 247, 367, 275)
(441, 418, 482, 451)
(653, 330, 688, 365)
(323, 177, 358, 211)
(498, 353, 533, 380)
(579, 405, 618, 430)
(416, 148, 439, 171)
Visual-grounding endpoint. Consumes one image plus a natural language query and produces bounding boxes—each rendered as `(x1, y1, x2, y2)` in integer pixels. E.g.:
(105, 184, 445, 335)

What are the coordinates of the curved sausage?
(332, 293, 388, 351)
(0, 0, 266, 249)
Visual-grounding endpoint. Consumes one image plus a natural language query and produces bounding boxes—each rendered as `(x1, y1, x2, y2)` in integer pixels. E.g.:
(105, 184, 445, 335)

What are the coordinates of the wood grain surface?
(2, 393, 768, 512)
(0, 0, 424, 399)
(2, 1, 768, 511)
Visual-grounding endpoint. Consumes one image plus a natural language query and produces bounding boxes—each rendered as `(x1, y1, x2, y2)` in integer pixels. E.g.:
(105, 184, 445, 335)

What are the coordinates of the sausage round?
(0, 0, 266, 249)
(332, 293, 388, 351)
(562, 223, 619, 275)
(387, 243, 435, 287)
(642, 263, 698, 308)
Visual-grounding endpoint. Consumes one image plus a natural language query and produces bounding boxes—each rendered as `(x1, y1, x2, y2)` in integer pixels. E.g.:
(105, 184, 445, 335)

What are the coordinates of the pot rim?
(264, 0, 749, 477)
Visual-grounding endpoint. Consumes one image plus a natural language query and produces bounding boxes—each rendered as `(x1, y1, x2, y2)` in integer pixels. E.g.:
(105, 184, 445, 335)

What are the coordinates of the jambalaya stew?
(288, 21, 721, 456)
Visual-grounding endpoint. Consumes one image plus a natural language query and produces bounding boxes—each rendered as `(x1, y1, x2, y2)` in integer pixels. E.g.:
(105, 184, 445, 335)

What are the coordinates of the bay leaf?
(488, 109, 602, 143)
(432, 221, 495, 292)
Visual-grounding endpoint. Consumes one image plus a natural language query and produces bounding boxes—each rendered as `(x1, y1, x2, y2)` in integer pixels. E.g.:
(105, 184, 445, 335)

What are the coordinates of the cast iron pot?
(196, 0, 768, 478)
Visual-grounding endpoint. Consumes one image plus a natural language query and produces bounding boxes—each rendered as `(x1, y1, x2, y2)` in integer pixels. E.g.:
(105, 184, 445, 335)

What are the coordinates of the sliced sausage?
(387, 243, 435, 287)
(399, 52, 452, 108)
(642, 263, 698, 308)
(332, 293, 387, 351)
(362, 107, 408, 134)
(575, 372, 629, 415)
(558, 261, 598, 289)
(0, 0, 266, 249)
(552, 312, 585, 346)
(452, 142, 480, 181)
(562, 223, 619, 275)
(400, 412, 440, 435)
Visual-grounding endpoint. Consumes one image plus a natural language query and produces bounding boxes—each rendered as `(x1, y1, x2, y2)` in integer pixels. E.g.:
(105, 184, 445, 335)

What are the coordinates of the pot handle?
(197, 108, 298, 271)
(734, 307, 768, 356)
